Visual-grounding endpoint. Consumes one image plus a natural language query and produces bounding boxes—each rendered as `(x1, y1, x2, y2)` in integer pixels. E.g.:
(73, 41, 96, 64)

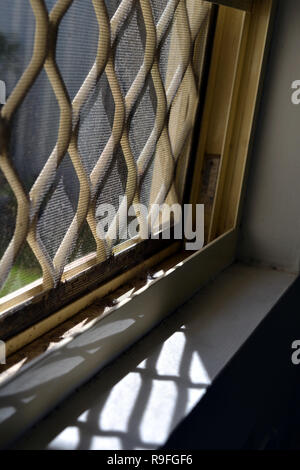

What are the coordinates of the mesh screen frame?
(0, 0, 212, 318)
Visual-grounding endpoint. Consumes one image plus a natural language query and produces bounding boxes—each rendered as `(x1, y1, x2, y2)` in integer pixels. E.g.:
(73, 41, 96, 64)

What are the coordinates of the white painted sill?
(0, 230, 237, 449)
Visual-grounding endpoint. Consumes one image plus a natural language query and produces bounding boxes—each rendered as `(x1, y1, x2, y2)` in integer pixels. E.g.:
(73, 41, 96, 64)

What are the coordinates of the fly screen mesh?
(0, 0, 211, 299)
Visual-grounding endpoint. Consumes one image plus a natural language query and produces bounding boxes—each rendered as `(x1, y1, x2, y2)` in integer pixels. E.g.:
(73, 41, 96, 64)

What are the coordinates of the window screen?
(0, 0, 212, 300)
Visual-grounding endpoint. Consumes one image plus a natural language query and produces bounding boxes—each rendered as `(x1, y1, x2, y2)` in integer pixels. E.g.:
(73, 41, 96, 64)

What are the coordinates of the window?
(0, 0, 274, 360)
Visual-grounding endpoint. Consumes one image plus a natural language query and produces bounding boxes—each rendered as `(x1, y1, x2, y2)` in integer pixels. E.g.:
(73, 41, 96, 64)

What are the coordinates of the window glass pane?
(0, 0, 212, 299)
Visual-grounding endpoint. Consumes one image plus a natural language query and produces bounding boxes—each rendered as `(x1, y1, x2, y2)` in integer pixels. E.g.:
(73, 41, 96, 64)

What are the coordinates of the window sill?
(0, 229, 237, 449)
(11, 262, 296, 450)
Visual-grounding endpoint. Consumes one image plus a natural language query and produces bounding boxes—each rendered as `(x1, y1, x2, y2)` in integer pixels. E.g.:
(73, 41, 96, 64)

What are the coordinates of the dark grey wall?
(238, 0, 300, 273)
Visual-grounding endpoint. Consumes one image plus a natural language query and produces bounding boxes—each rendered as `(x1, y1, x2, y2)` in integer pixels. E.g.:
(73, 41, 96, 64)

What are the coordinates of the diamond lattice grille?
(0, 0, 211, 298)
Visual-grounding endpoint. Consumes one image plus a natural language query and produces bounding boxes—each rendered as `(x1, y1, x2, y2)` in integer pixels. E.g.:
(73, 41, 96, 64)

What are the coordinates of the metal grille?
(0, 0, 211, 298)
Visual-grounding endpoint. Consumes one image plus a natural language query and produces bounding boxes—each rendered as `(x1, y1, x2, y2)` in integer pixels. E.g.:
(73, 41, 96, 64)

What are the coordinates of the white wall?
(238, 0, 300, 273)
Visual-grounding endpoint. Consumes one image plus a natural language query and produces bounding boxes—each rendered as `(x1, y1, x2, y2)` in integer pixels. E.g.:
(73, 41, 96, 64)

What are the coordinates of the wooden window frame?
(0, 0, 275, 363)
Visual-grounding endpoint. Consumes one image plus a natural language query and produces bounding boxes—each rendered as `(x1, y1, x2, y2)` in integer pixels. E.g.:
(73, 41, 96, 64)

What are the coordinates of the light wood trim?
(189, 6, 228, 210)
(189, 6, 247, 235)
(0, 279, 43, 313)
(208, 9, 250, 241)
(190, 0, 273, 243)
(206, 0, 253, 12)
(206, 9, 247, 156)
(216, 0, 274, 235)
